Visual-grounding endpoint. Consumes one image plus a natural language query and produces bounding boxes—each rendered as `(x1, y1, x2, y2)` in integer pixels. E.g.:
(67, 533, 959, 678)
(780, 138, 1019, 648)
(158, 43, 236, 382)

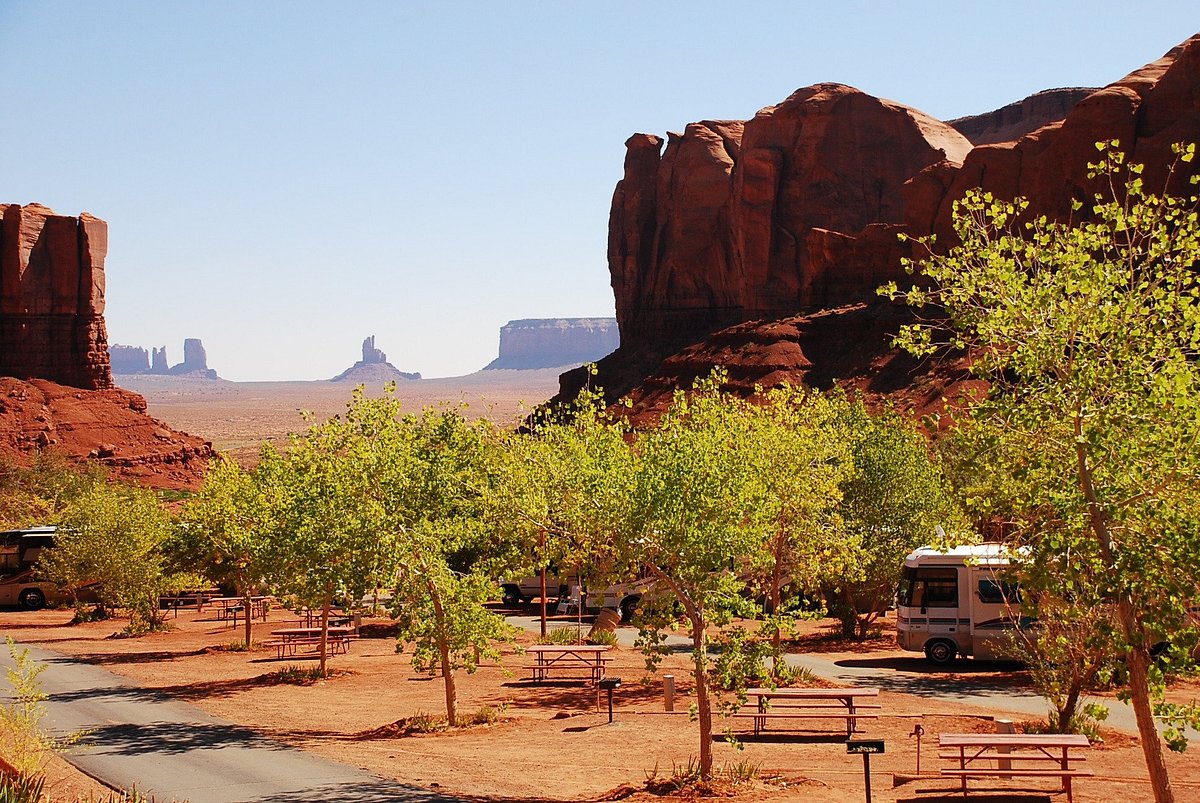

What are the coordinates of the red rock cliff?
(610, 85, 972, 354)
(0, 203, 112, 389)
(565, 33, 1200, 413)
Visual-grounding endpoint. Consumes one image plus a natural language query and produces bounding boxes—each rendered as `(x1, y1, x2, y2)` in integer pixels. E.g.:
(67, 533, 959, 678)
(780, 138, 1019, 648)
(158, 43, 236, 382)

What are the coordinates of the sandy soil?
(5, 607, 1200, 803)
(116, 370, 564, 463)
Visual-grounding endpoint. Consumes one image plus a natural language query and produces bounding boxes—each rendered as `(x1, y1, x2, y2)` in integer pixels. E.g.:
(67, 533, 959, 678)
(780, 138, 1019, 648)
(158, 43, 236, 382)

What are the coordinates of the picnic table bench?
(263, 627, 356, 660)
(525, 644, 612, 684)
(730, 687, 881, 738)
(939, 733, 1093, 802)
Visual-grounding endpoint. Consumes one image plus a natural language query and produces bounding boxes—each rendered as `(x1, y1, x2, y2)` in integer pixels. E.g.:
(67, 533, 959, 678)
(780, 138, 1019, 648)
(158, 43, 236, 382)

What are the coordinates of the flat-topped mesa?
(609, 84, 972, 355)
(0, 203, 112, 389)
(947, 87, 1097, 146)
(485, 318, 620, 370)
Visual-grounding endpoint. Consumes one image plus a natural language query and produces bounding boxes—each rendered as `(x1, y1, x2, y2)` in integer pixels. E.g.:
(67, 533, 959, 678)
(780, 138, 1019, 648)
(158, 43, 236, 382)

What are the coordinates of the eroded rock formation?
(110, 345, 151, 374)
(0, 204, 111, 389)
(331, 335, 421, 382)
(485, 318, 619, 370)
(609, 85, 972, 356)
(561, 33, 1200, 416)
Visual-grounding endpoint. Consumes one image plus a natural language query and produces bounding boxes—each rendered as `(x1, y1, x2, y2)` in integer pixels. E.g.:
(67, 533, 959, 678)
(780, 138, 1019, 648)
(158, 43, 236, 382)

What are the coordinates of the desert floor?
(116, 369, 565, 464)
(5, 606, 1200, 803)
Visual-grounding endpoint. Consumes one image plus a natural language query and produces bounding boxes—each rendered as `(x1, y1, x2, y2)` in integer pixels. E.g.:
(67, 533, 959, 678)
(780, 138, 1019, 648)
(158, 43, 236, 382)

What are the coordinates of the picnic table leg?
(958, 748, 968, 798)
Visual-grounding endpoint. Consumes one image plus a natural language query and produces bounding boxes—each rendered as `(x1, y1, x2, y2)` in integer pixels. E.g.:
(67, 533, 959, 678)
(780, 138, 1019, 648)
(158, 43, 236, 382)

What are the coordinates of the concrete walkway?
(1, 644, 460, 803)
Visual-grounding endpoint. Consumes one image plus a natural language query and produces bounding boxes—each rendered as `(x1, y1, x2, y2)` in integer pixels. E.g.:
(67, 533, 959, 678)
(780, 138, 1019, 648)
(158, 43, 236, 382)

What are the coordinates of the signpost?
(846, 739, 885, 803)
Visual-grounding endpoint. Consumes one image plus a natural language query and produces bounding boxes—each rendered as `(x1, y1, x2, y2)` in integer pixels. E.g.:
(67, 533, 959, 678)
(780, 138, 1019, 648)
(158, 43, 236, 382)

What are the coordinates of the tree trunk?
(1122, 605, 1175, 803)
(1075, 428, 1174, 802)
(319, 593, 331, 677)
(429, 579, 457, 725)
(770, 530, 784, 649)
(242, 590, 253, 650)
(690, 611, 713, 781)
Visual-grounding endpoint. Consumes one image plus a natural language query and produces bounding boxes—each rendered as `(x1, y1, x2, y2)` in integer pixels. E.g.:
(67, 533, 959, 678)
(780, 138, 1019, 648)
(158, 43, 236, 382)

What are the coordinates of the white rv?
(895, 544, 1026, 665)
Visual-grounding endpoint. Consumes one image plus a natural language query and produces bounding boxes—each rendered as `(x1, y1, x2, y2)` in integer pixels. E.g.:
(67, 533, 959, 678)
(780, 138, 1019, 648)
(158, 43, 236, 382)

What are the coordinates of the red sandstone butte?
(0, 203, 112, 390)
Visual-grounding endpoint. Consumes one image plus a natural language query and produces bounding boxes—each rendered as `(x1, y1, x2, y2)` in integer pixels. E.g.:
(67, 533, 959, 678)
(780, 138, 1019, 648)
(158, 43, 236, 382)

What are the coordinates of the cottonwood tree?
(41, 482, 188, 632)
(258, 408, 397, 677)
(329, 387, 515, 724)
(884, 142, 1200, 803)
(618, 376, 774, 780)
(488, 385, 637, 633)
(826, 403, 970, 639)
(738, 386, 852, 649)
(177, 455, 277, 648)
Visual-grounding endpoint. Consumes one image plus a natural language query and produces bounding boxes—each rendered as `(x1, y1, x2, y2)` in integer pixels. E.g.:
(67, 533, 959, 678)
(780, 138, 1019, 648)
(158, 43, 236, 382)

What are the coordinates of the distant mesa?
(111, 338, 219, 379)
(946, 87, 1098, 146)
(484, 318, 619, 370)
(331, 335, 421, 382)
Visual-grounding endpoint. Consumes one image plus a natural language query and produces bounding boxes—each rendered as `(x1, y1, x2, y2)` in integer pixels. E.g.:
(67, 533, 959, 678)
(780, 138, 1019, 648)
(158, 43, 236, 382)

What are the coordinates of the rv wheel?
(924, 639, 957, 666)
(19, 588, 46, 611)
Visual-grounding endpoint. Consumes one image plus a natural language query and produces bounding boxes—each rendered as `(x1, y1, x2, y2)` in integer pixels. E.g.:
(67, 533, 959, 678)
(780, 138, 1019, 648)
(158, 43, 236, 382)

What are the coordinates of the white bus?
(895, 544, 1026, 665)
(0, 526, 60, 610)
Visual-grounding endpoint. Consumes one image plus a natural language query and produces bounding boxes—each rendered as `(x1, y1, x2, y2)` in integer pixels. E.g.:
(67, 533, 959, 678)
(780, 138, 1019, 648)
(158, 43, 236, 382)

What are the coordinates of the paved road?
(510, 612, 1199, 743)
(0, 644, 460, 803)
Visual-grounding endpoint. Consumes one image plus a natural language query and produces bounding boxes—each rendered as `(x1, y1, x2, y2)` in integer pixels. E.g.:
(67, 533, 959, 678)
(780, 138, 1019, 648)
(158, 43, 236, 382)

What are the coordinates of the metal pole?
(539, 529, 547, 638)
(862, 753, 872, 803)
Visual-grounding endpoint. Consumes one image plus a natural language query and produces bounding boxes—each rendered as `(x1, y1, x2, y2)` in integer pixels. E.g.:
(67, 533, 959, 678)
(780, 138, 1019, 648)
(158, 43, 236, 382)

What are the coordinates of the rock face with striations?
(609, 85, 972, 356)
(946, 87, 1097, 145)
(0, 203, 112, 389)
(485, 318, 619, 370)
(561, 33, 1200, 416)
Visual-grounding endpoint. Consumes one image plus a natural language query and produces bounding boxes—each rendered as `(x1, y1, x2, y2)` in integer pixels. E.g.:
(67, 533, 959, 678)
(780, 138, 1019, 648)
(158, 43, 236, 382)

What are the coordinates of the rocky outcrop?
(167, 338, 217, 378)
(110, 345, 151, 374)
(562, 33, 1200, 415)
(0, 204, 111, 389)
(484, 318, 619, 370)
(113, 338, 218, 379)
(609, 85, 972, 357)
(331, 335, 420, 382)
(947, 88, 1097, 145)
(0, 377, 215, 489)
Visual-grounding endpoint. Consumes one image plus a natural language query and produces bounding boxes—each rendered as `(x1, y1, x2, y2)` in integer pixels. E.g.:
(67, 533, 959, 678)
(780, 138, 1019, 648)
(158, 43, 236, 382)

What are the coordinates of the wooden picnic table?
(525, 644, 611, 684)
(731, 686, 881, 738)
(265, 627, 357, 659)
(939, 733, 1093, 802)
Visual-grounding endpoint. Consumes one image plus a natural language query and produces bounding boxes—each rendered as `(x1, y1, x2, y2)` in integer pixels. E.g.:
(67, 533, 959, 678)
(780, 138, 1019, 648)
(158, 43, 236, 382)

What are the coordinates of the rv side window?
(913, 567, 958, 607)
(977, 578, 1020, 604)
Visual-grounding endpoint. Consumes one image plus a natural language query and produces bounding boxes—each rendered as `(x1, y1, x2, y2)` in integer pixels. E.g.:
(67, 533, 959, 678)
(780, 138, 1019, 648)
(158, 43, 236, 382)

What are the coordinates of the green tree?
(619, 376, 773, 780)
(257, 408, 396, 677)
(0, 453, 106, 530)
(826, 403, 971, 639)
(884, 142, 1200, 803)
(40, 482, 186, 633)
(317, 387, 515, 723)
(737, 386, 852, 649)
(177, 455, 276, 648)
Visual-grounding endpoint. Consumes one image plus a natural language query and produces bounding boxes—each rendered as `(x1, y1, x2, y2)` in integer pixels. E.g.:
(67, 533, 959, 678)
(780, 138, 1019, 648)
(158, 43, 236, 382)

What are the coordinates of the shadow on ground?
(82, 720, 282, 756)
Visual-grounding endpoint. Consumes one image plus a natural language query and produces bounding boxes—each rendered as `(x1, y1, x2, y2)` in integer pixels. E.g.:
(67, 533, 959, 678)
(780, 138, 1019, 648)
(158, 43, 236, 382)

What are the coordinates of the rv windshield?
(897, 566, 958, 608)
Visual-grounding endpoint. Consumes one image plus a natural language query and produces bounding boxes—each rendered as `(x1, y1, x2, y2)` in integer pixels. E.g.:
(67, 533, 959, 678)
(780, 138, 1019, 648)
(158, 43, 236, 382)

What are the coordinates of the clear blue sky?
(2, 2, 1198, 381)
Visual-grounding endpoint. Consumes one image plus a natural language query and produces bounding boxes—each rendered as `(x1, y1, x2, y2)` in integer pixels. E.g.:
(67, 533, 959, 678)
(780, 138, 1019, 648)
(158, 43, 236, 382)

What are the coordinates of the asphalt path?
(0, 643, 461, 803)
(508, 612, 1199, 743)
